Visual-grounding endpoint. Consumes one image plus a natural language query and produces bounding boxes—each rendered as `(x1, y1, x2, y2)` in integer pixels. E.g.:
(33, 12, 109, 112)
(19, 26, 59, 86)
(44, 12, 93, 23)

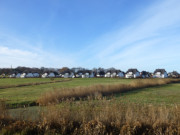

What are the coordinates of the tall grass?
(37, 78, 180, 105)
(0, 100, 8, 119)
(40, 100, 180, 135)
(1, 79, 180, 134)
(1, 99, 180, 134)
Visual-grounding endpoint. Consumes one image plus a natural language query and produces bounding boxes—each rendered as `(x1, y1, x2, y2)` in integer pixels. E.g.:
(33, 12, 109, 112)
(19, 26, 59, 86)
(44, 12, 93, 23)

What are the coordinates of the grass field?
(8, 81, 180, 121)
(0, 78, 133, 106)
(1, 78, 180, 134)
(115, 83, 180, 105)
(0, 78, 180, 106)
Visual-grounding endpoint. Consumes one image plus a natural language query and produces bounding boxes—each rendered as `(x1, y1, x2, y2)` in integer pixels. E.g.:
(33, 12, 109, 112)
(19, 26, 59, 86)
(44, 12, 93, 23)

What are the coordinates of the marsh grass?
(1, 99, 180, 135)
(37, 78, 180, 105)
(40, 100, 180, 135)
(1, 79, 180, 134)
(0, 100, 8, 119)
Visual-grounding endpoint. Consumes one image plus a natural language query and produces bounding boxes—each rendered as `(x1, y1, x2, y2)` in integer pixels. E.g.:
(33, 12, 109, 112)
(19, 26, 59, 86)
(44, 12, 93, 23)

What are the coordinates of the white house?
(125, 69, 140, 78)
(63, 73, 69, 78)
(105, 70, 124, 78)
(153, 69, 168, 78)
(63, 71, 75, 78)
(0, 73, 6, 78)
(82, 72, 90, 78)
(75, 71, 83, 78)
(69, 72, 75, 78)
(9, 73, 16, 78)
(16, 73, 21, 78)
(42, 73, 48, 78)
(48, 72, 55, 78)
(96, 70, 105, 77)
(117, 71, 125, 78)
(20, 73, 26, 78)
(26, 73, 34, 78)
(105, 71, 111, 78)
(89, 72, 95, 78)
(168, 71, 179, 78)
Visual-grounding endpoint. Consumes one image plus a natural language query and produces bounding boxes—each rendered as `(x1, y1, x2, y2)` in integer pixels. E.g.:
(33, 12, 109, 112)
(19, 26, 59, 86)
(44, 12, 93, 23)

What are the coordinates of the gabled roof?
(126, 69, 139, 74)
(171, 71, 179, 75)
(76, 70, 84, 74)
(141, 71, 149, 75)
(82, 70, 91, 74)
(97, 70, 105, 75)
(105, 70, 123, 74)
(154, 69, 167, 74)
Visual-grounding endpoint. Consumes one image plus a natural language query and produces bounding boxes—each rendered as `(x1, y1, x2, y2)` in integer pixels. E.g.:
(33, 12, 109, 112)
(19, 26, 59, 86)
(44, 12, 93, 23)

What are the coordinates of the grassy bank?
(37, 78, 180, 105)
(0, 78, 132, 107)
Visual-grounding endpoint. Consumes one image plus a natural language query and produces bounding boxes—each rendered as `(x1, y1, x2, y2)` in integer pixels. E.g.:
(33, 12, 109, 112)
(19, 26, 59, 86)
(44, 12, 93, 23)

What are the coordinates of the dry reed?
(1, 98, 180, 134)
(37, 78, 180, 105)
(39, 100, 180, 134)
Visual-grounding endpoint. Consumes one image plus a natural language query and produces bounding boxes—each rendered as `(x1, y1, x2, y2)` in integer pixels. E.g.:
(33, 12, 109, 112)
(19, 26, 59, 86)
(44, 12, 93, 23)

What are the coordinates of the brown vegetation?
(37, 78, 180, 105)
(1, 79, 180, 134)
(1, 99, 180, 134)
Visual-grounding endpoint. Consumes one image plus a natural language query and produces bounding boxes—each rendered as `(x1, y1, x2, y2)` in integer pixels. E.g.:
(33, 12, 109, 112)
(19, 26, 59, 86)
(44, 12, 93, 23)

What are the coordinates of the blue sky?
(0, 0, 180, 72)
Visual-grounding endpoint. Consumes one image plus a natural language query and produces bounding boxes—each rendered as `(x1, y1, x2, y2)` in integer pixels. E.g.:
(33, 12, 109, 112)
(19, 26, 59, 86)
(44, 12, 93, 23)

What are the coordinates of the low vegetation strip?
(37, 79, 180, 105)
(0, 79, 72, 89)
(1, 100, 180, 134)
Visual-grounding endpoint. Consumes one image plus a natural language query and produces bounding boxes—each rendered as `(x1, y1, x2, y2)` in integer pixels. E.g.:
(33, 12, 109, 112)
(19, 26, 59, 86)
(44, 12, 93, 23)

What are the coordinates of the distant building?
(125, 69, 140, 78)
(140, 71, 150, 78)
(33, 73, 40, 78)
(116, 70, 125, 78)
(9, 73, 16, 78)
(168, 71, 179, 78)
(26, 73, 34, 78)
(16, 73, 21, 78)
(41, 72, 48, 78)
(153, 69, 168, 78)
(20, 73, 26, 78)
(48, 72, 55, 78)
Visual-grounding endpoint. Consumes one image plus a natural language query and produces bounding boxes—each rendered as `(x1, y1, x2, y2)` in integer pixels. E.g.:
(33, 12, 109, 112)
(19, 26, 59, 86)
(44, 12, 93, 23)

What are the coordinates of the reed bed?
(37, 78, 180, 105)
(1, 79, 180, 134)
(1, 99, 180, 135)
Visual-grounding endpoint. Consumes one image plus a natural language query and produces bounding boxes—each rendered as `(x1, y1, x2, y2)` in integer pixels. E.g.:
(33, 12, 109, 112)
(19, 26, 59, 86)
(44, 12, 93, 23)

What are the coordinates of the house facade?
(125, 69, 140, 78)
(33, 73, 40, 78)
(153, 69, 168, 78)
(140, 71, 150, 78)
(20, 73, 26, 78)
(48, 72, 55, 78)
(41, 73, 48, 78)
(26, 73, 34, 78)
(116, 70, 125, 78)
(168, 71, 179, 78)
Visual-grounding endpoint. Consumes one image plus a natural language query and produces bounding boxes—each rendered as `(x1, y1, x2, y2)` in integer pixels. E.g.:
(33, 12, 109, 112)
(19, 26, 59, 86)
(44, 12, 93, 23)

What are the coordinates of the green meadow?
(0, 78, 179, 107)
(0, 78, 132, 106)
(1, 78, 180, 134)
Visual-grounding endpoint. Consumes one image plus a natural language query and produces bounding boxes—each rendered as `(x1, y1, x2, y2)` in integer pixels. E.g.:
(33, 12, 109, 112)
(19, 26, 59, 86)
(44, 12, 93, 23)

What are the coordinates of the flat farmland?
(1, 78, 180, 134)
(0, 78, 133, 106)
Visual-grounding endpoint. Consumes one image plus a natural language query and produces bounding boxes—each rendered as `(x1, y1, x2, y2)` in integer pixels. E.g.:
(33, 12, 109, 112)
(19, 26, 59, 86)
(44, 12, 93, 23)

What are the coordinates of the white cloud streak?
(81, 0, 180, 72)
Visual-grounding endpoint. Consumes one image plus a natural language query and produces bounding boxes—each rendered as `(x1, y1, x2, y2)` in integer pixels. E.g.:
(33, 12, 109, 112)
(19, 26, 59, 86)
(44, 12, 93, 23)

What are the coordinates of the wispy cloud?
(81, 0, 180, 71)
(0, 33, 77, 68)
(0, 0, 180, 72)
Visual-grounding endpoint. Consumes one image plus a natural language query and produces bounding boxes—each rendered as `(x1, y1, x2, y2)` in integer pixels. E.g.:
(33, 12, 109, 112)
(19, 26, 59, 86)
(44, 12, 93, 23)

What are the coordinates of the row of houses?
(1, 69, 179, 79)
